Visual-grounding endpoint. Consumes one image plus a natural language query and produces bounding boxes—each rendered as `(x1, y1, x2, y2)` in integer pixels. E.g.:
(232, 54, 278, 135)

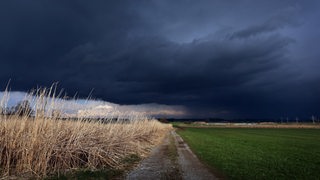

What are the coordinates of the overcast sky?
(0, 0, 319, 118)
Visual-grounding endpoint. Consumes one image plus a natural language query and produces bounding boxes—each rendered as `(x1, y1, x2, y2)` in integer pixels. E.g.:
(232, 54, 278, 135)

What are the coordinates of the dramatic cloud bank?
(0, 1, 320, 118)
(0, 91, 187, 118)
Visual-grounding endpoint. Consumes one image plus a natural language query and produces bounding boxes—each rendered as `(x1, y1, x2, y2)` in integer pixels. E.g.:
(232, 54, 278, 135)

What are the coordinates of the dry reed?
(0, 86, 172, 178)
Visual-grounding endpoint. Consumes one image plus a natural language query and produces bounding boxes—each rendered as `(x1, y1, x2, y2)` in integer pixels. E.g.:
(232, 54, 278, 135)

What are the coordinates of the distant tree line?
(162, 117, 320, 123)
(0, 100, 34, 117)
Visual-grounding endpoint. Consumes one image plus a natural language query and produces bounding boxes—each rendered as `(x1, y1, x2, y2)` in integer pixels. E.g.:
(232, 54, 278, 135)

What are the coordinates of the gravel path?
(171, 131, 219, 180)
(126, 130, 220, 180)
(126, 132, 181, 180)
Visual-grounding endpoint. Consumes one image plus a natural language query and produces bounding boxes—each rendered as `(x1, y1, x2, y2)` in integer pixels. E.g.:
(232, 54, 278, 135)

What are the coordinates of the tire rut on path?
(171, 131, 219, 180)
(126, 130, 220, 180)
(126, 132, 181, 180)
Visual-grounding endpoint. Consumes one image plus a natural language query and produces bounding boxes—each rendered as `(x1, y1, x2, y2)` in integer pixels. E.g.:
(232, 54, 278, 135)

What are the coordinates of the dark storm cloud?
(1, 0, 320, 118)
(230, 6, 300, 39)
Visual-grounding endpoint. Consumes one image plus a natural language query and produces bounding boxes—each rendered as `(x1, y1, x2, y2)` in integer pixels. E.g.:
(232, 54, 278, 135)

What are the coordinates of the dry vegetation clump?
(0, 87, 172, 178)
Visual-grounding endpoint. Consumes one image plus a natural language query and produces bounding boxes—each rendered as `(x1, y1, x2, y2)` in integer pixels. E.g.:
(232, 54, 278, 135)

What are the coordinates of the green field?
(177, 128, 320, 180)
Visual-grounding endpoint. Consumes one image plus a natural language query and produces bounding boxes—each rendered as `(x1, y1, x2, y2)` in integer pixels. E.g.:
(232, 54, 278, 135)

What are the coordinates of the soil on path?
(126, 130, 220, 180)
(126, 132, 181, 180)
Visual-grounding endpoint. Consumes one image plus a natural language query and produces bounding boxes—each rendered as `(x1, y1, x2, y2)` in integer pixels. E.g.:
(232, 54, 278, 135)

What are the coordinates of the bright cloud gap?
(0, 91, 187, 118)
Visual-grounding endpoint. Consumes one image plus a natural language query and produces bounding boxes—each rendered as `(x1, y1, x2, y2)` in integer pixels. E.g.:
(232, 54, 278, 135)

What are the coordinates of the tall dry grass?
(0, 87, 172, 178)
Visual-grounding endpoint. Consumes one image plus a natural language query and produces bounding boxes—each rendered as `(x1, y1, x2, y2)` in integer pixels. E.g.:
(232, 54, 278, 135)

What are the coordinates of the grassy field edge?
(176, 127, 320, 180)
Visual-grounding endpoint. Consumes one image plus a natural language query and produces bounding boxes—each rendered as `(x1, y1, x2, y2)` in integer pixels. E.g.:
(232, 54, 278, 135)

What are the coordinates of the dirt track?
(126, 131, 219, 180)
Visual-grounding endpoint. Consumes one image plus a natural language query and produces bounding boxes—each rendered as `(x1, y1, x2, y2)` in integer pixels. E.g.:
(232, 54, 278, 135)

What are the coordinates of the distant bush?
(158, 118, 169, 123)
(13, 100, 34, 116)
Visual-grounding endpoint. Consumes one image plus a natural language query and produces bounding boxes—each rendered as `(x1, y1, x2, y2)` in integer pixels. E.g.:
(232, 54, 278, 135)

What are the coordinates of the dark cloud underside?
(0, 0, 320, 118)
